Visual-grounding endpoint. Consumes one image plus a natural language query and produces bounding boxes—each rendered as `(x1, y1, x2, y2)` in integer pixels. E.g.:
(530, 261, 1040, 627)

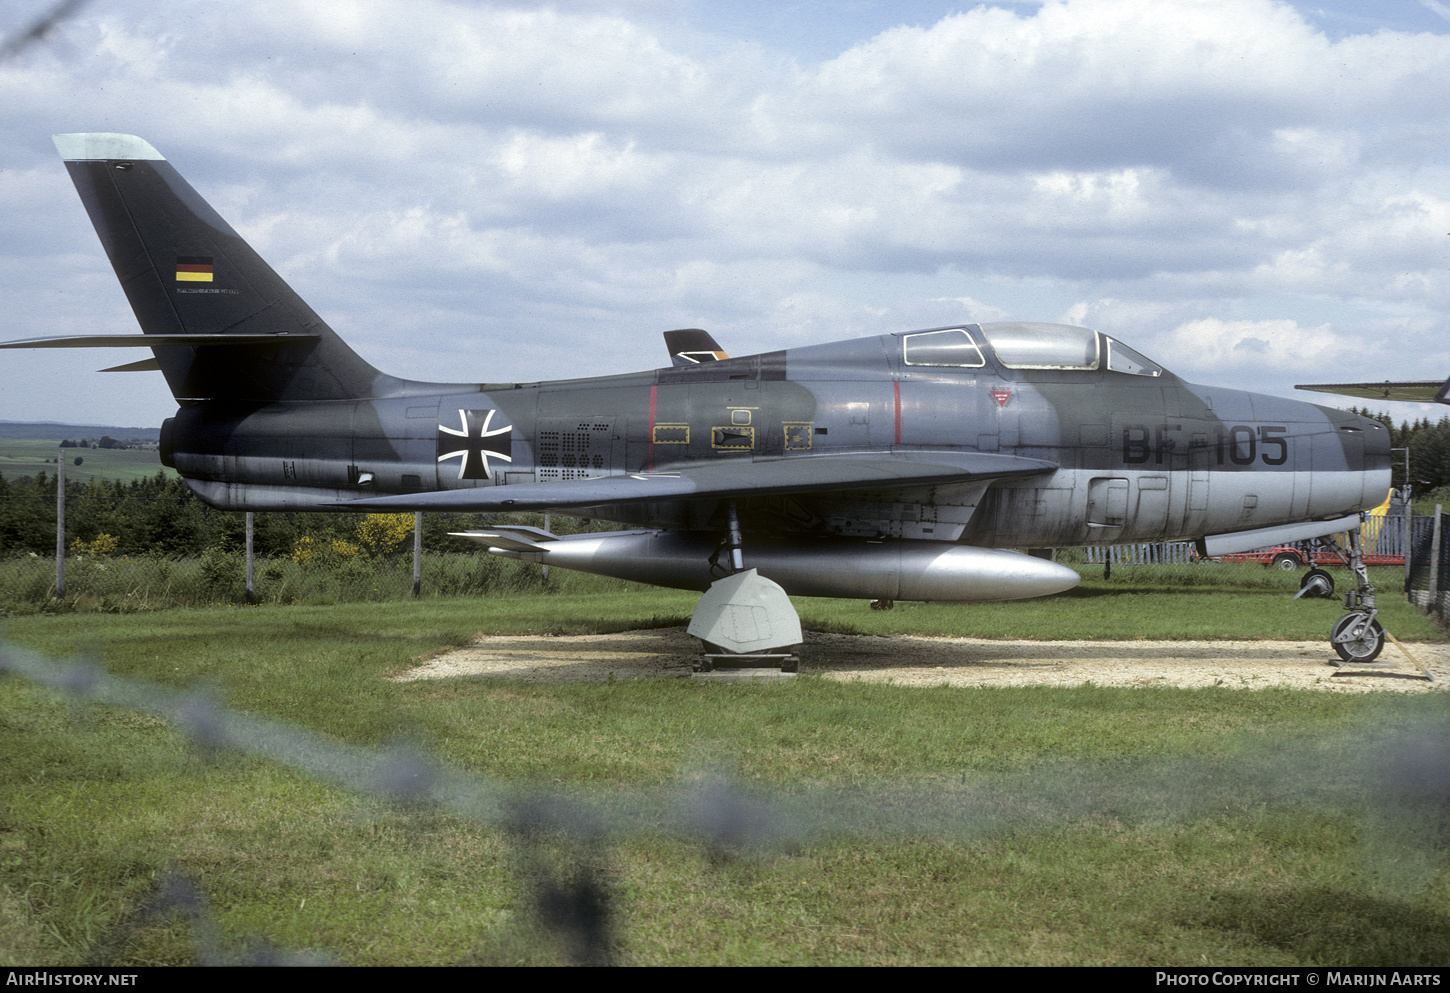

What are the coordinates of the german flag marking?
(175, 256, 214, 282)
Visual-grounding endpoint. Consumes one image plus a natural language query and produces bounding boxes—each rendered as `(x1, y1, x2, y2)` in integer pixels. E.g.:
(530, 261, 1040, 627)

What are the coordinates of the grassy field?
(0, 439, 168, 484)
(1, 582, 1447, 967)
(4, 552, 1442, 643)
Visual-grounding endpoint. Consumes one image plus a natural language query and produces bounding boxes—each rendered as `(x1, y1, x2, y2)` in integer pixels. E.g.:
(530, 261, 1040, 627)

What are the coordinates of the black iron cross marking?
(437, 408, 513, 480)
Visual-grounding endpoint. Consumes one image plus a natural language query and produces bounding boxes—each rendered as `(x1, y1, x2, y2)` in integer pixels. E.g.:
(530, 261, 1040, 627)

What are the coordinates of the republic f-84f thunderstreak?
(6, 133, 1393, 667)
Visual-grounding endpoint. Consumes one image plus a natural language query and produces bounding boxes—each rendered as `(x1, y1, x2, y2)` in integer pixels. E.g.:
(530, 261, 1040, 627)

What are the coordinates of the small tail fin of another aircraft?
(52, 133, 403, 403)
(663, 328, 729, 368)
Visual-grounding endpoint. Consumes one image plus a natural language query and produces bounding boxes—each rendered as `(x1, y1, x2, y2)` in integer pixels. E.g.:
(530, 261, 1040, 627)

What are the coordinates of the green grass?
(0, 440, 169, 484)
(1, 594, 1447, 966)
(797, 567, 1442, 642)
(4, 554, 1441, 643)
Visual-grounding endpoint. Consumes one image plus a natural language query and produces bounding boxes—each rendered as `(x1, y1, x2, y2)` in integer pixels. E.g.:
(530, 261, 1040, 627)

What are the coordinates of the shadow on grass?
(1183, 888, 1450, 966)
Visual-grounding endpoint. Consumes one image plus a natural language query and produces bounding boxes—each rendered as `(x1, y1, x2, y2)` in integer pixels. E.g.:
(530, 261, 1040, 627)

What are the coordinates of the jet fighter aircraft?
(4, 133, 1394, 666)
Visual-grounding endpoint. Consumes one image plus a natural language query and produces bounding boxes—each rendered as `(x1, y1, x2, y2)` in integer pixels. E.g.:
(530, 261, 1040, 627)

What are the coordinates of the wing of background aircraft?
(1295, 378, 1450, 404)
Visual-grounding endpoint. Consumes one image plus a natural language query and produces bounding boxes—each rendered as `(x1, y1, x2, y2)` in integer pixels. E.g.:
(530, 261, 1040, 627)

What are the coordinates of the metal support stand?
(245, 512, 255, 603)
(690, 504, 801, 673)
(412, 511, 423, 597)
(688, 569, 802, 674)
(54, 446, 64, 597)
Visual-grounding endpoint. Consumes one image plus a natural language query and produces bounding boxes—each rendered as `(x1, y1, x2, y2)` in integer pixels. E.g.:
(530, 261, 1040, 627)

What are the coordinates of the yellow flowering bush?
(355, 513, 414, 557)
(69, 533, 119, 557)
(292, 534, 361, 566)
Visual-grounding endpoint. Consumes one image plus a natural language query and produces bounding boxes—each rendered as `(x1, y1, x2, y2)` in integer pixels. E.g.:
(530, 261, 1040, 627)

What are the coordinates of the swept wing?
(334, 451, 1056, 513)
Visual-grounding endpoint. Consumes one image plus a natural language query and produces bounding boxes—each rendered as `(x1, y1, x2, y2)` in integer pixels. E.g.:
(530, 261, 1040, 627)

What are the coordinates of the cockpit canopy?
(900, 322, 1164, 377)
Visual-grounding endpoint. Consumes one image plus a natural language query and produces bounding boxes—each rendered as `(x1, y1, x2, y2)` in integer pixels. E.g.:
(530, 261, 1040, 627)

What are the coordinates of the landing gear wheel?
(1331, 612, 1385, 663)
(1272, 553, 1300, 571)
(1299, 568, 1335, 599)
(870, 599, 895, 611)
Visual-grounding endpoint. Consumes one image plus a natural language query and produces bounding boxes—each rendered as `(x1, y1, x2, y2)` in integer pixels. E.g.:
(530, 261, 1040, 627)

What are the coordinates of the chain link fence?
(1078, 541, 1197, 566)
(1405, 510, 1450, 629)
(0, 480, 607, 611)
(0, 548, 558, 612)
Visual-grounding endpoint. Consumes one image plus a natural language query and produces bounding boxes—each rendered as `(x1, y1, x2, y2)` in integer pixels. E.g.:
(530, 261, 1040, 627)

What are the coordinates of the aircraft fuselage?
(167, 323, 1390, 551)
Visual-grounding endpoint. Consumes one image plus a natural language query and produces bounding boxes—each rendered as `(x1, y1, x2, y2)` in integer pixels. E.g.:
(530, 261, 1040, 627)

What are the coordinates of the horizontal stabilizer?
(1296, 380, 1450, 404)
(332, 451, 1057, 513)
(450, 526, 560, 552)
(0, 333, 321, 349)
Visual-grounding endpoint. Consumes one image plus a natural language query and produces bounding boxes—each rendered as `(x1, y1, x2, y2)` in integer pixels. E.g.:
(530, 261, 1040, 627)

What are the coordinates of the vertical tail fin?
(663, 328, 729, 367)
(53, 133, 399, 403)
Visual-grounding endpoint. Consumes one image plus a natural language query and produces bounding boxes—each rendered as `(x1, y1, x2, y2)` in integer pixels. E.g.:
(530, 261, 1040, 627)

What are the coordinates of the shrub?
(199, 547, 245, 600)
(356, 513, 414, 558)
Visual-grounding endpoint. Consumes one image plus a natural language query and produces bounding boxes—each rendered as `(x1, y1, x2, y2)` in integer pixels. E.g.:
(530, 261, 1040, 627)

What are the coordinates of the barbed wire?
(0, 0, 91, 62)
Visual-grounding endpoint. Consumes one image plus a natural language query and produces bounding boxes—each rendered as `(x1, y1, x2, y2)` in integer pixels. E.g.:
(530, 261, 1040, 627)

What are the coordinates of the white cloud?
(1160, 317, 1362, 386)
(4, 0, 1450, 424)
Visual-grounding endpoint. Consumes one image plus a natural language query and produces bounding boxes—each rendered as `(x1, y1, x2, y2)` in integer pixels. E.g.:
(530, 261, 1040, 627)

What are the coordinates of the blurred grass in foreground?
(1, 588, 1446, 965)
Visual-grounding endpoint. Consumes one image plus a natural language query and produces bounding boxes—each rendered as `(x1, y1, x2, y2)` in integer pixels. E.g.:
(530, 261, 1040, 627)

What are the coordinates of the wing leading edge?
(331, 451, 1057, 513)
(1295, 380, 1450, 404)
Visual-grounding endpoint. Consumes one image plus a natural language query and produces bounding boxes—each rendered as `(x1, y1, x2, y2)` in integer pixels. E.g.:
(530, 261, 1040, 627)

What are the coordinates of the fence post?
(54, 447, 65, 596)
(413, 511, 422, 597)
(245, 512, 255, 602)
(1430, 505, 1442, 599)
(1402, 507, 1411, 585)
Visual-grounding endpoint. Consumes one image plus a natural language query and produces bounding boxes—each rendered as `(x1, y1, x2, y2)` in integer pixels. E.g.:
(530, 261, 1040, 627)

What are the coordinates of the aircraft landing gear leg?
(1327, 526, 1385, 663)
(725, 500, 745, 574)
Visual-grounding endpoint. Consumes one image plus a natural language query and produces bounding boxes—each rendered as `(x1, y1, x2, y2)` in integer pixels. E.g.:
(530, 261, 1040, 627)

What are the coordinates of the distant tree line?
(1348, 410, 1450, 500)
(58, 436, 146, 450)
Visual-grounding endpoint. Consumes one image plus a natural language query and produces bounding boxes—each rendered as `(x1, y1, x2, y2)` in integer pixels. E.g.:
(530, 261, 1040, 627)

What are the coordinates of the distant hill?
(0, 421, 161, 442)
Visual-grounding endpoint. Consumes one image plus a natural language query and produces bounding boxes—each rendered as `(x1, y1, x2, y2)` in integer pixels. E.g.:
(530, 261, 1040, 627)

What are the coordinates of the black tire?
(1271, 553, 1300, 571)
(1331, 612, 1384, 663)
(1299, 568, 1335, 599)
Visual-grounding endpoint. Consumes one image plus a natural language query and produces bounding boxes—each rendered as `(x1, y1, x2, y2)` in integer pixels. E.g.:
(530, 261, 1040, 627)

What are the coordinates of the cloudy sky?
(1, 0, 1447, 428)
